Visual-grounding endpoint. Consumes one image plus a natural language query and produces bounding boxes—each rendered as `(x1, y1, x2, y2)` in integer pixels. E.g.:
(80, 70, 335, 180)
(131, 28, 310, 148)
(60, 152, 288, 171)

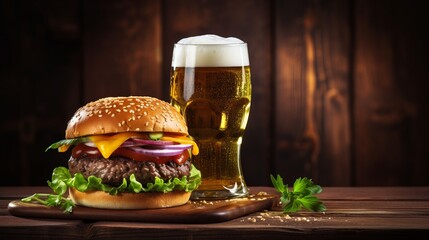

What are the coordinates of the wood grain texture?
(2, 187, 429, 239)
(83, 0, 162, 101)
(1, 0, 428, 188)
(274, 0, 312, 182)
(315, 0, 352, 186)
(274, 0, 352, 186)
(353, 0, 429, 185)
(8, 194, 275, 223)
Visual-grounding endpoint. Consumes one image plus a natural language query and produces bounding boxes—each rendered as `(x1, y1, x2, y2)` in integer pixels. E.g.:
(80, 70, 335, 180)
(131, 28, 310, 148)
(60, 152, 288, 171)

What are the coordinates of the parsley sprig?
(22, 193, 75, 213)
(270, 174, 326, 213)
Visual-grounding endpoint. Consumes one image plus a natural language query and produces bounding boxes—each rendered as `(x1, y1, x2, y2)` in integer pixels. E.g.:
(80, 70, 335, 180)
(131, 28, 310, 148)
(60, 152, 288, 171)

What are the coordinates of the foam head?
(172, 34, 249, 67)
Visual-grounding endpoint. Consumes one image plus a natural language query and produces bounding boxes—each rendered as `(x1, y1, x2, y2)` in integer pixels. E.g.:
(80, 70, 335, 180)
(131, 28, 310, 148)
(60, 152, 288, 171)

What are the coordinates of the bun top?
(65, 96, 188, 139)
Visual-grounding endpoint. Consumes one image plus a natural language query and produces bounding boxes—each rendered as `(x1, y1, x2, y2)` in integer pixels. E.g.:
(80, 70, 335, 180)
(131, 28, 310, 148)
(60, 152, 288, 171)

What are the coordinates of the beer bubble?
(172, 34, 249, 68)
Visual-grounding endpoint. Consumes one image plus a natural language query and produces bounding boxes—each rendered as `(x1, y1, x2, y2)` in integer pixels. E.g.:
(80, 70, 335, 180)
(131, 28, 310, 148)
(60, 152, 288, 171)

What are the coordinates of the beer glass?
(169, 34, 251, 199)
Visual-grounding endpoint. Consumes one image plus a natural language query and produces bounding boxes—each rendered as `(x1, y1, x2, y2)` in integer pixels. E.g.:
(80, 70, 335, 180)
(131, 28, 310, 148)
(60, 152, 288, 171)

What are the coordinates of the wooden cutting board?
(8, 192, 276, 223)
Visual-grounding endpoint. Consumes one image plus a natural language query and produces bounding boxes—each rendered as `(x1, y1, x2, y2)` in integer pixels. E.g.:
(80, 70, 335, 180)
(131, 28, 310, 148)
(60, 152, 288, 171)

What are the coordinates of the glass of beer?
(169, 34, 251, 199)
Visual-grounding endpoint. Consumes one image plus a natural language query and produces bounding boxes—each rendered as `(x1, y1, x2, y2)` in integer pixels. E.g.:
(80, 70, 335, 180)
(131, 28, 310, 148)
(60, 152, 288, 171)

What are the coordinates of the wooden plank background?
(1, 0, 427, 187)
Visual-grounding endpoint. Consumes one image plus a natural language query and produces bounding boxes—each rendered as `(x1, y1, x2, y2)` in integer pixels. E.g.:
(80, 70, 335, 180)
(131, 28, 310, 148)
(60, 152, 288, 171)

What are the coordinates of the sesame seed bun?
(65, 96, 188, 139)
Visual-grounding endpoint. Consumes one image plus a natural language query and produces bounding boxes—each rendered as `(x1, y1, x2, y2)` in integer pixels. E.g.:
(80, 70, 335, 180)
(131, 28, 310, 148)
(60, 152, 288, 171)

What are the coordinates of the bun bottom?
(69, 188, 191, 209)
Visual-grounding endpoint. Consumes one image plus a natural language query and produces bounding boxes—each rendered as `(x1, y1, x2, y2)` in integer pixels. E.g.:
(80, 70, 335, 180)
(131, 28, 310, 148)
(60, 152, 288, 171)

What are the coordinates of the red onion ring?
(149, 144, 193, 151)
(128, 146, 184, 157)
(84, 138, 192, 157)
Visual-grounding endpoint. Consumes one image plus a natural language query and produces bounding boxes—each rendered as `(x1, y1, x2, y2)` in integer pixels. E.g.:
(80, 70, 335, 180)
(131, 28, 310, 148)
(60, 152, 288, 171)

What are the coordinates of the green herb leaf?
(270, 174, 326, 214)
(45, 137, 89, 152)
(22, 193, 76, 213)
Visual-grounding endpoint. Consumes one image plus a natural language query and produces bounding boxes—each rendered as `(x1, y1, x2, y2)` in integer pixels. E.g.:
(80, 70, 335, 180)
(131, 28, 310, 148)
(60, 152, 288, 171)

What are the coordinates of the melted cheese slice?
(88, 132, 199, 158)
(161, 135, 199, 155)
(59, 145, 70, 152)
(89, 132, 145, 159)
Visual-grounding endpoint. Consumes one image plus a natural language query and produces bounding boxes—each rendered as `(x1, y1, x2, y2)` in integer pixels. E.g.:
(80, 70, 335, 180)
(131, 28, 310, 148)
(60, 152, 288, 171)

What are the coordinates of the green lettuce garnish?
(45, 137, 89, 152)
(22, 165, 201, 213)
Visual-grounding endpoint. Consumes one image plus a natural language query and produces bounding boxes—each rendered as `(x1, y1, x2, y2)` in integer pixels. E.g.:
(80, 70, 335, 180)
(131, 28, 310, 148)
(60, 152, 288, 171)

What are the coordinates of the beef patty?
(68, 157, 191, 187)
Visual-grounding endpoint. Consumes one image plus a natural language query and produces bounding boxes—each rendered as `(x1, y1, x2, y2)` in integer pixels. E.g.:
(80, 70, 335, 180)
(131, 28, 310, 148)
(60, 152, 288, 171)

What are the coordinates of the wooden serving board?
(8, 193, 276, 223)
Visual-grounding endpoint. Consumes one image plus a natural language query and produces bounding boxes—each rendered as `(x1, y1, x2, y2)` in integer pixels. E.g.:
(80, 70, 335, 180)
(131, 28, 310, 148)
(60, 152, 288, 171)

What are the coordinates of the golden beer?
(169, 35, 251, 199)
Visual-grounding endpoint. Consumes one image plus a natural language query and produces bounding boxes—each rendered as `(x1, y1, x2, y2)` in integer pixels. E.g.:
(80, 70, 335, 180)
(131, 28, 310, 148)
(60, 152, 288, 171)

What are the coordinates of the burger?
(45, 96, 201, 210)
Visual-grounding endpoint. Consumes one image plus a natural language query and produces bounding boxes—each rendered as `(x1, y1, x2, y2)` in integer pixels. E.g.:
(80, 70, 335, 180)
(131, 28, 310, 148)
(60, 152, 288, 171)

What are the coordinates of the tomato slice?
(72, 144, 189, 165)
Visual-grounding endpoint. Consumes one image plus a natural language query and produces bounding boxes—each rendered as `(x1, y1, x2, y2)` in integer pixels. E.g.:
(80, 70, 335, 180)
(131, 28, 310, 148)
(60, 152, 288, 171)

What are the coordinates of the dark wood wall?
(1, 0, 428, 187)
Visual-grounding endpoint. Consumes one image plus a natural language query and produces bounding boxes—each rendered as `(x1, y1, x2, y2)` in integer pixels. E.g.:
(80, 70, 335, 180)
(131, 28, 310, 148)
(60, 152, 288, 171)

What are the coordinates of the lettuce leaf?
(45, 137, 90, 152)
(48, 165, 202, 195)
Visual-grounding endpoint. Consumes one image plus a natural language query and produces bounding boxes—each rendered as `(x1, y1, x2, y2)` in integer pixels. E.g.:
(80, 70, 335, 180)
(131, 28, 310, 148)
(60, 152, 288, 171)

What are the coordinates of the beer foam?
(172, 34, 249, 67)
(177, 34, 243, 45)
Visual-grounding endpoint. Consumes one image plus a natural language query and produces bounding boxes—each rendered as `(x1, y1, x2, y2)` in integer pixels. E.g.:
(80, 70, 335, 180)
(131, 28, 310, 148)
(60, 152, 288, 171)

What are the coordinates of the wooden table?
(1, 186, 429, 239)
